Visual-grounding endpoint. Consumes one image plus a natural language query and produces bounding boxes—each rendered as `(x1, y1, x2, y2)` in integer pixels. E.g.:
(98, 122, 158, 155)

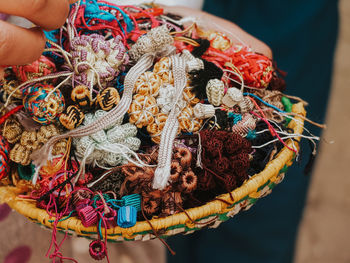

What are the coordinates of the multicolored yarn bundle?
(23, 84, 65, 125)
(0, 1, 321, 262)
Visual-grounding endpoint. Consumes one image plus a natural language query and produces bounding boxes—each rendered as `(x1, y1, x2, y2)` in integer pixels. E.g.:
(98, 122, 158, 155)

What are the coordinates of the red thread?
(0, 105, 24, 126)
(248, 97, 297, 153)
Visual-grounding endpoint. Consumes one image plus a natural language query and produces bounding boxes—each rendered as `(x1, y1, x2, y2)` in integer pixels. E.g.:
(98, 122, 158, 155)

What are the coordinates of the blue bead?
(117, 206, 137, 228)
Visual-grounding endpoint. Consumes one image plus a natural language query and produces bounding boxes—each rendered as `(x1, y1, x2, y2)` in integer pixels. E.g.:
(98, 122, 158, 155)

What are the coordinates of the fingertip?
(0, 22, 46, 65)
(39, 3, 69, 31)
(28, 27, 46, 60)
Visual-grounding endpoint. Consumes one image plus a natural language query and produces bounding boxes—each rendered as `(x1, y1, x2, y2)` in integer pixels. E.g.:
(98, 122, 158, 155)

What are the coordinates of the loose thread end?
(31, 145, 51, 169)
(152, 166, 171, 190)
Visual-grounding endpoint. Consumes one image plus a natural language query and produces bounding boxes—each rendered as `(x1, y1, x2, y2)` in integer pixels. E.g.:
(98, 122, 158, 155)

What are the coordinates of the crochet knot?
(23, 84, 65, 125)
(9, 124, 65, 166)
(73, 110, 141, 169)
(12, 55, 56, 82)
(70, 34, 128, 88)
(157, 84, 186, 114)
(222, 87, 243, 108)
(206, 79, 225, 106)
(197, 129, 252, 192)
(128, 25, 174, 61)
(231, 49, 273, 88)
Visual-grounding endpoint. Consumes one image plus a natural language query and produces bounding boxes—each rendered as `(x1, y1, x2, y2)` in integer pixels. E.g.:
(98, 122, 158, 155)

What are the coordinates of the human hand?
(161, 5, 273, 59)
(0, 0, 77, 79)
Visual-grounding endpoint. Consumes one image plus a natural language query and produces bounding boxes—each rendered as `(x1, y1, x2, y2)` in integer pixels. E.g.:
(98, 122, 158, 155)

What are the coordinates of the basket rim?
(0, 102, 306, 240)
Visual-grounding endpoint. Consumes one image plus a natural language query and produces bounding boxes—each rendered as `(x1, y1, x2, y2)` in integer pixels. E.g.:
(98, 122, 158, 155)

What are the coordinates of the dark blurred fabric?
(168, 1, 339, 263)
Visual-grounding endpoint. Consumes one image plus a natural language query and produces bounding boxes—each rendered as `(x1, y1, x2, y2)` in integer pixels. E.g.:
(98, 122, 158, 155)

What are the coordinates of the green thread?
(17, 163, 35, 181)
(48, 210, 75, 223)
(281, 97, 293, 125)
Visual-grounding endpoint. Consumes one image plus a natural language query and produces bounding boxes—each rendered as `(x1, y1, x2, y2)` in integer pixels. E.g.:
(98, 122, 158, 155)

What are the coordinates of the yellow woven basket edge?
(0, 102, 306, 239)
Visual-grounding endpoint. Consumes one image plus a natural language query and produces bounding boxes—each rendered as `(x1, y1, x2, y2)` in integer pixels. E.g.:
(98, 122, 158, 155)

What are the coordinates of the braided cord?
(153, 55, 187, 190)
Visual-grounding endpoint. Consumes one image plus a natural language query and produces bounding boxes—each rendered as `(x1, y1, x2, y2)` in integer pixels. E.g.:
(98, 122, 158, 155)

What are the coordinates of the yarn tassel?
(31, 164, 42, 185)
(74, 142, 96, 184)
(96, 143, 154, 168)
(196, 133, 203, 168)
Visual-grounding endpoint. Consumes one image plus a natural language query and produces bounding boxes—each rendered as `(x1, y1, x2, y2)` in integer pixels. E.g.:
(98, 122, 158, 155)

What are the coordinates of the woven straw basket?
(0, 103, 305, 242)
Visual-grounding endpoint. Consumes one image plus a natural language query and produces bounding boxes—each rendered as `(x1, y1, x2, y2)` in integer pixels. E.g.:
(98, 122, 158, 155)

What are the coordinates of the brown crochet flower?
(174, 147, 192, 169)
(170, 161, 182, 182)
(20, 131, 39, 151)
(230, 153, 250, 172)
(52, 140, 68, 156)
(37, 124, 59, 146)
(180, 170, 197, 193)
(212, 157, 230, 174)
(3, 118, 23, 144)
(196, 129, 252, 193)
(9, 144, 31, 166)
(142, 190, 162, 216)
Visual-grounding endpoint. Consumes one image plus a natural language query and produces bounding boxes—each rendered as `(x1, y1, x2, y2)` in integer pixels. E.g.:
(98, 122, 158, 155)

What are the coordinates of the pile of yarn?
(0, 1, 317, 262)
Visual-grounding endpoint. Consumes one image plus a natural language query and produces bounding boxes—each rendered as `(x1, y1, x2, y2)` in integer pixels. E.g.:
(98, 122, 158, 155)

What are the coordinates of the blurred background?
(0, 0, 349, 262)
(294, 0, 350, 262)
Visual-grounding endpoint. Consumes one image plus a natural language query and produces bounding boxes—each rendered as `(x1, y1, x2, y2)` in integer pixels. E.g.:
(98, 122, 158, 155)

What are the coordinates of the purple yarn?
(69, 34, 128, 88)
(0, 203, 11, 221)
(0, 13, 9, 21)
(4, 246, 32, 263)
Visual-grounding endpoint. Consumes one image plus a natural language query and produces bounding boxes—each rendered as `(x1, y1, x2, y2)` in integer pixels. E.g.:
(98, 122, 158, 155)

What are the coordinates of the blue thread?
(97, 3, 134, 32)
(44, 30, 58, 43)
(107, 199, 122, 209)
(228, 112, 242, 124)
(81, 0, 134, 35)
(98, 214, 103, 239)
(243, 93, 286, 113)
(115, 72, 126, 92)
(246, 129, 257, 140)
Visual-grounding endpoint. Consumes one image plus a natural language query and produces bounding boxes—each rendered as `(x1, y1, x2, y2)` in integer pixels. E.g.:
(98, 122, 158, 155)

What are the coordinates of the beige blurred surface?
(294, 0, 350, 262)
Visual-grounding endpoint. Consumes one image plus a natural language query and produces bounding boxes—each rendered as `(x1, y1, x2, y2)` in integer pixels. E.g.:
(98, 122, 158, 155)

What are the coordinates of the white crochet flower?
(73, 110, 140, 168)
(156, 84, 187, 114)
